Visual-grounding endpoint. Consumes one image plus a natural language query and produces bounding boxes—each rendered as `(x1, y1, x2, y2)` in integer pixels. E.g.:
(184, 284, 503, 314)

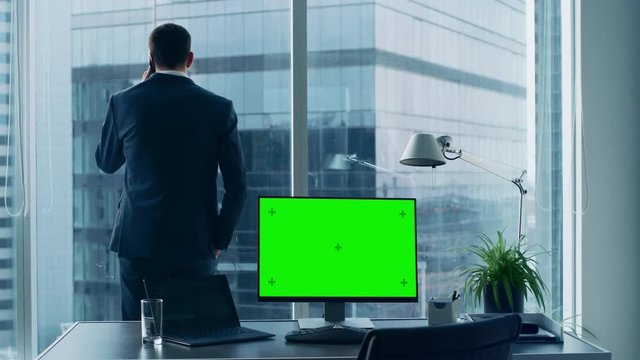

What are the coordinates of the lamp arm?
(445, 150, 527, 192)
(446, 150, 511, 183)
(445, 148, 527, 238)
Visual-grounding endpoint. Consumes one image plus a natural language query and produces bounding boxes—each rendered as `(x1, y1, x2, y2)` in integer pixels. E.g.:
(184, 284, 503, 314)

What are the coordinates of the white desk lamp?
(399, 133, 528, 238)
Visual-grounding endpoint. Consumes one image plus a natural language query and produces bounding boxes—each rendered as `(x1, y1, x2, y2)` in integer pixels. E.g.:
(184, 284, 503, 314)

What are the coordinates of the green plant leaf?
(502, 279, 513, 311)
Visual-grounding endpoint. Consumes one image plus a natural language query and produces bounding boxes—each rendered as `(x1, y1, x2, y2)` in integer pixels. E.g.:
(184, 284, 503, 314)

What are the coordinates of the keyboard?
(170, 326, 257, 339)
(164, 324, 275, 346)
(285, 324, 369, 344)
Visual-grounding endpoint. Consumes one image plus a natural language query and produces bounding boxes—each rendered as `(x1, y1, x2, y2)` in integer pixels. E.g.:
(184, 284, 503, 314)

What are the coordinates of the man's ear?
(186, 51, 194, 69)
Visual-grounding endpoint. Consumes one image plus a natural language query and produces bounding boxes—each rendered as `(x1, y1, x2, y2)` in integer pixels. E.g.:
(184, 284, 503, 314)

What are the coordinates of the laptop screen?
(143, 275, 241, 328)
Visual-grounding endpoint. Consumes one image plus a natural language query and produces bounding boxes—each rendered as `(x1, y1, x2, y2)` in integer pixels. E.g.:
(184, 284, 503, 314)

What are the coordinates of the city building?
(0, 0, 14, 352)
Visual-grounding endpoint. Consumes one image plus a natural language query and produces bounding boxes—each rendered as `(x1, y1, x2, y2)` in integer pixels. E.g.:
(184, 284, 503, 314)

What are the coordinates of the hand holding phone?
(141, 56, 155, 81)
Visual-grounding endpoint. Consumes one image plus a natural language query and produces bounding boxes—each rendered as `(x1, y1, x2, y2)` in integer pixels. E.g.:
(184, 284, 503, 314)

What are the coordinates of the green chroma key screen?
(258, 197, 417, 301)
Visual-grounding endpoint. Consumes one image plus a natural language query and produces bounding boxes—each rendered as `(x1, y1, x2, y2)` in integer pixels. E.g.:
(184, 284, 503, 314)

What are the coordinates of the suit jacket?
(95, 73, 247, 259)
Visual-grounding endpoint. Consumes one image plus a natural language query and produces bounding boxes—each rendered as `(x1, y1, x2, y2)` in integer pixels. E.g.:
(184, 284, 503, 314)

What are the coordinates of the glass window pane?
(307, 0, 559, 318)
(0, 0, 17, 356)
(36, 0, 291, 352)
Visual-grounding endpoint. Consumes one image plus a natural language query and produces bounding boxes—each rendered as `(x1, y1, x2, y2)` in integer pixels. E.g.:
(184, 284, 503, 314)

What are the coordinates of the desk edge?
(35, 321, 79, 359)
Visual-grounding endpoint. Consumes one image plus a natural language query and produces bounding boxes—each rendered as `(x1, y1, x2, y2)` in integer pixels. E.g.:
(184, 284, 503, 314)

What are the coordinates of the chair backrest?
(357, 313, 522, 360)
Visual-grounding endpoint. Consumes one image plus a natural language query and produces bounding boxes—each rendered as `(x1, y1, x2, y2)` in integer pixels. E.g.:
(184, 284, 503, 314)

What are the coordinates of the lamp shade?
(399, 133, 446, 167)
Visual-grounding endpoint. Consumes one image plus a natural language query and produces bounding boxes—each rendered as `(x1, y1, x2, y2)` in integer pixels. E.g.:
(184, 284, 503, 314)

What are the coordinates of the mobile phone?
(148, 56, 156, 75)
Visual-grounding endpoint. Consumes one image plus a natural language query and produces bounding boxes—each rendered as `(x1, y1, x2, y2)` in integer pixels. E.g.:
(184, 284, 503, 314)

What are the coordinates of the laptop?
(143, 275, 275, 346)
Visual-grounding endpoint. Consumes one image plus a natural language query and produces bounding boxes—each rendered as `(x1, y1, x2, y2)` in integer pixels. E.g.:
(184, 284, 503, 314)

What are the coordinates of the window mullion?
(290, 0, 309, 320)
(17, 0, 37, 358)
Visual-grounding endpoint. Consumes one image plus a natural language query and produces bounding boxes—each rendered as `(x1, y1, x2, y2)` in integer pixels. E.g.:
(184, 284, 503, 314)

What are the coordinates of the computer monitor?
(258, 196, 417, 329)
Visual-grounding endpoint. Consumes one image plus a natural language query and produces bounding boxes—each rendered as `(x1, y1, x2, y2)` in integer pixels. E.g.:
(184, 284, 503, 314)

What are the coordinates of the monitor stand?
(297, 302, 374, 329)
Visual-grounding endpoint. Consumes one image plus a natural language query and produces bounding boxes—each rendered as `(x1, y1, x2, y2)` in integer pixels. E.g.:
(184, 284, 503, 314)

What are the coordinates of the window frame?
(290, 0, 310, 320)
(19, 0, 36, 358)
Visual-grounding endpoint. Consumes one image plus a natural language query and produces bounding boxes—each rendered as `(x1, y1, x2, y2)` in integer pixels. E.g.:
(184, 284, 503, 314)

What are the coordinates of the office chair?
(357, 313, 521, 360)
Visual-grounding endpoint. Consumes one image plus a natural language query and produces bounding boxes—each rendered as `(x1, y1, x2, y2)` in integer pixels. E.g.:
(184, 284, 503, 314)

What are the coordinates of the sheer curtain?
(33, 0, 73, 353)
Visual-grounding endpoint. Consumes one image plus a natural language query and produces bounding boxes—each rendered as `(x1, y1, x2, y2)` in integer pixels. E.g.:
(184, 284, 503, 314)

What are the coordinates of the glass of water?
(141, 299, 163, 346)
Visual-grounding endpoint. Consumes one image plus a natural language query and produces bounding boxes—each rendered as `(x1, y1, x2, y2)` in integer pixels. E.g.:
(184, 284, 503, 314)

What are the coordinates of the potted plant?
(462, 231, 548, 313)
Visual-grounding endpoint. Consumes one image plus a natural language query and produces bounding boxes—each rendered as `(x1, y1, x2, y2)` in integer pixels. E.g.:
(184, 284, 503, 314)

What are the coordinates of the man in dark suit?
(95, 23, 247, 320)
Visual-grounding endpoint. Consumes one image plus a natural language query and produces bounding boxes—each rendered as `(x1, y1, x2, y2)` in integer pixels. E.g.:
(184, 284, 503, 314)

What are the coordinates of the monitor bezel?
(257, 196, 418, 303)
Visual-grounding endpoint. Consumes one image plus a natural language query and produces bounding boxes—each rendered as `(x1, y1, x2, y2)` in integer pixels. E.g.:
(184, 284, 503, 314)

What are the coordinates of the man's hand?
(142, 57, 155, 81)
(215, 249, 222, 258)
(141, 69, 153, 81)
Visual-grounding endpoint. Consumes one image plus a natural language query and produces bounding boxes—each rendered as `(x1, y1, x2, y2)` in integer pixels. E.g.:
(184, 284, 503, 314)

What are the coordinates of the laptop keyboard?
(170, 325, 258, 340)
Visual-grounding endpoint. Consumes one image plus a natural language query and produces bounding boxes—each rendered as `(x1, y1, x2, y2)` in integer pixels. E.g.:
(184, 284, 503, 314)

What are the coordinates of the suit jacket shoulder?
(113, 76, 235, 128)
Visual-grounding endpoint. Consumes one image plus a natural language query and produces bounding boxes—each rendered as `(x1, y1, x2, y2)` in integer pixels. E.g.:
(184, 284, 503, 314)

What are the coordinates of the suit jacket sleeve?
(95, 96, 125, 174)
(215, 102, 247, 250)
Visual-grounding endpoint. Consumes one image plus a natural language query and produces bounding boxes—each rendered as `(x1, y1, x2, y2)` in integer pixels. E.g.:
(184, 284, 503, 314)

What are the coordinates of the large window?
(35, 0, 292, 351)
(305, 0, 561, 318)
(27, 0, 571, 356)
(0, 0, 18, 358)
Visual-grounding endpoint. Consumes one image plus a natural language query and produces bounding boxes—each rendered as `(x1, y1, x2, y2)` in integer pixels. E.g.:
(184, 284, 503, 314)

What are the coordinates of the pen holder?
(428, 296, 460, 326)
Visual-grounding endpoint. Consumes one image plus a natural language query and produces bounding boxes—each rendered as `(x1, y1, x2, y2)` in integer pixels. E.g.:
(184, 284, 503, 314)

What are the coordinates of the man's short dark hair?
(148, 23, 191, 69)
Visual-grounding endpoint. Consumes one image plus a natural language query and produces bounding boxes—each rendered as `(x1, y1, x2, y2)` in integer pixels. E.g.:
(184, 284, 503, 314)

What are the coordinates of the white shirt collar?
(156, 69, 189, 77)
